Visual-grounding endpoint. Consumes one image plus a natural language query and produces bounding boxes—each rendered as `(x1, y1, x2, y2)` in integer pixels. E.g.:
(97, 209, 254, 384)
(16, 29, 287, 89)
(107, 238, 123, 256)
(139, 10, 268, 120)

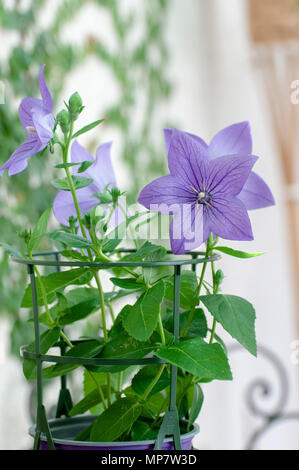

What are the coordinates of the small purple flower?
(138, 124, 275, 254)
(53, 140, 123, 228)
(0, 65, 54, 176)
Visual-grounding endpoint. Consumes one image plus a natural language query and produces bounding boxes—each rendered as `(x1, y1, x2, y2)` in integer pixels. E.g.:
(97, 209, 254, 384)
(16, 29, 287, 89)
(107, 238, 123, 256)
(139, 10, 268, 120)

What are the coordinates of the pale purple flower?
(0, 65, 54, 176)
(164, 122, 275, 211)
(53, 140, 123, 228)
(138, 125, 274, 254)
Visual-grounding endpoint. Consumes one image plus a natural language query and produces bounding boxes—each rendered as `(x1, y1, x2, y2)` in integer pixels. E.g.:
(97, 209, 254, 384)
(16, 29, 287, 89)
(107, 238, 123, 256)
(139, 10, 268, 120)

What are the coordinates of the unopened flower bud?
(56, 110, 70, 135)
(68, 92, 83, 120)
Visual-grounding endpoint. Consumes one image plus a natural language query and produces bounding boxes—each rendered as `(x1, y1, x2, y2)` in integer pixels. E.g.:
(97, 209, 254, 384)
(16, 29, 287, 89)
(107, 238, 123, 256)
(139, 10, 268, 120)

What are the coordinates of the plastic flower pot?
(29, 416, 199, 450)
(14, 249, 218, 451)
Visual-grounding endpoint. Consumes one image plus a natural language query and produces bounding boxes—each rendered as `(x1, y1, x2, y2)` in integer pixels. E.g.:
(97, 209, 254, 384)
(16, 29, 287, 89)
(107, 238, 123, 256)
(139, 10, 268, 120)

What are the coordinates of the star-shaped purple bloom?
(0, 65, 54, 176)
(53, 140, 123, 229)
(138, 123, 275, 254)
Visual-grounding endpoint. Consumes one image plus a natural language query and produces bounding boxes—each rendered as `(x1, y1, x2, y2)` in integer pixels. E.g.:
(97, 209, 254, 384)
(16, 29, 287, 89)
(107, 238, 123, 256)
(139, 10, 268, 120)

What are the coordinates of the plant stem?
(142, 364, 165, 401)
(180, 238, 211, 337)
(158, 313, 166, 345)
(86, 370, 107, 410)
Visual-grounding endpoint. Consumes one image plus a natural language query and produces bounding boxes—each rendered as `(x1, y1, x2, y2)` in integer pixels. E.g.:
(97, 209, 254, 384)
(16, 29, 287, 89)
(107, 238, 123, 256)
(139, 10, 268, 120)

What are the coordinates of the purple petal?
(206, 154, 258, 198)
(0, 136, 42, 176)
(39, 65, 53, 112)
(237, 171, 275, 210)
(138, 174, 194, 214)
(32, 108, 54, 146)
(167, 129, 209, 189)
(92, 142, 116, 190)
(164, 128, 208, 154)
(209, 121, 252, 159)
(170, 204, 206, 254)
(18, 97, 43, 130)
(53, 187, 98, 226)
(208, 197, 254, 241)
(71, 140, 94, 170)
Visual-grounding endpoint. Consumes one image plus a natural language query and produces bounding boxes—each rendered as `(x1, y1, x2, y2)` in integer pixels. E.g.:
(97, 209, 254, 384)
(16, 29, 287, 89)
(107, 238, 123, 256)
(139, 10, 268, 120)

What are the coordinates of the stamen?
(26, 126, 37, 134)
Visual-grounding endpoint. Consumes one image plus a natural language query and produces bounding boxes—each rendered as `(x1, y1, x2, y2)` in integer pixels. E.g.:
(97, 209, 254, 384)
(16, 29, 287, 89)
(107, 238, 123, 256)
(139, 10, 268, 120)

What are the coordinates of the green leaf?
(51, 176, 93, 191)
(27, 207, 51, 255)
(77, 161, 94, 173)
(21, 268, 91, 307)
(187, 384, 204, 426)
(0, 242, 22, 258)
(69, 387, 109, 416)
(109, 277, 145, 290)
(90, 397, 143, 442)
(165, 308, 207, 338)
(122, 281, 165, 341)
(58, 287, 100, 325)
(214, 246, 264, 259)
(48, 231, 93, 248)
(72, 119, 104, 139)
(123, 242, 166, 262)
(164, 271, 198, 309)
(155, 337, 232, 380)
(88, 331, 158, 373)
(201, 294, 257, 356)
(23, 327, 60, 380)
(131, 365, 169, 397)
(55, 163, 79, 169)
(130, 421, 157, 441)
(41, 340, 104, 379)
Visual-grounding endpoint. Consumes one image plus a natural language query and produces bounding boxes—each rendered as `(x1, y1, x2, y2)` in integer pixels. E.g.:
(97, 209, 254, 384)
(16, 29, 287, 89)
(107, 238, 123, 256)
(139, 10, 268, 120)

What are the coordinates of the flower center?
(190, 185, 212, 209)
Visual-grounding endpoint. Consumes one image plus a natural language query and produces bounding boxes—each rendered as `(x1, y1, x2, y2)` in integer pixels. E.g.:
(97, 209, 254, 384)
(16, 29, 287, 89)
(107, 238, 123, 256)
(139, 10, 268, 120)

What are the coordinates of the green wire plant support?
(14, 250, 219, 450)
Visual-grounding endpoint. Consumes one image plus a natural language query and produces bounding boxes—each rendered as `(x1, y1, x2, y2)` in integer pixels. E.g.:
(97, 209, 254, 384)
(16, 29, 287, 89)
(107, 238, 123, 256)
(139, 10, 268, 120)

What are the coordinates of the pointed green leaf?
(214, 246, 264, 259)
(69, 387, 110, 416)
(72, 119, 104, 139)
(155, 337, 232, 380)
(109, 277, 144, 290)
(21, 268, 91, 307)
(131, 364, 169, 397)
(48, 231, 93, 248)
(164, 271, 198, 309)
(41, 340, 105, 379)
(201, 294, 257, 356)
(90, 397, 143, 442)
(187, 384, 204, 426)
(27, 207, 51, 255)
(122, 281, 165, 341)
(0, 242, 22, 258)
(23, 327, 60, 380)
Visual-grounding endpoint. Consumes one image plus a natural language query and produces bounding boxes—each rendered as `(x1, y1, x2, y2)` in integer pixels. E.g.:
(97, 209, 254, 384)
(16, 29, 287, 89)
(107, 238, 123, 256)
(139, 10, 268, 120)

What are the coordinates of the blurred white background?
(1, 0, 299, 450)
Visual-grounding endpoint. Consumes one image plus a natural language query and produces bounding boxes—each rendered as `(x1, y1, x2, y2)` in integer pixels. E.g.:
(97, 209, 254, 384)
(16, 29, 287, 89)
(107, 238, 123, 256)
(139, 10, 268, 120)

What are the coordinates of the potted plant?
(0, 66, 275, 451)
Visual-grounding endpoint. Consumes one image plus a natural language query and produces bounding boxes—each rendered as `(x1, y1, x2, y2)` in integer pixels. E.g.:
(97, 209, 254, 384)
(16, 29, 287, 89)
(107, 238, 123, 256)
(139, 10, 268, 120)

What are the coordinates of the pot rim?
(29, 415, 199, 447)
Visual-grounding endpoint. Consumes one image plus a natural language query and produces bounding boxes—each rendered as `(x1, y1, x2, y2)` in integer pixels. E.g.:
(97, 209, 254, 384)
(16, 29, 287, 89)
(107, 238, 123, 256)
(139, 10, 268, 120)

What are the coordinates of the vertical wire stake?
(54, 253, 73, 418)
(154, 265, 181, 450)
(28, 264, 55, 450)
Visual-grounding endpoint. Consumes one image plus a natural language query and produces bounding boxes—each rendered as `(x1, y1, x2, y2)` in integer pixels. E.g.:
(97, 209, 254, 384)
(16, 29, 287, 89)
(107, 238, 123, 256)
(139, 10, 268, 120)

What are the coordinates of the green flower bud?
(96, 189, 113, 204)
(214, 269, 224, 292)
(68, 92, 83, 120)
(56, 109, 70, 135)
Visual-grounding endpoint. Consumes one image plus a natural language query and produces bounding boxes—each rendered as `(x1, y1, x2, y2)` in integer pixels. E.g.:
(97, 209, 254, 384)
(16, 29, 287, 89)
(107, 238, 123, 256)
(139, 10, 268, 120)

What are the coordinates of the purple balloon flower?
(0, 65, 54, 176)
(53, 140, 123, 228)
(138, 123, 275, 254)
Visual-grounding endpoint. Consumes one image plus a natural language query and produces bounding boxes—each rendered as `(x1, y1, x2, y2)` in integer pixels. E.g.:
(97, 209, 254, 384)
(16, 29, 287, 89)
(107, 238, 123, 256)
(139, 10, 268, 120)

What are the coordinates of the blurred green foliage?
(0, 0, 171, 357)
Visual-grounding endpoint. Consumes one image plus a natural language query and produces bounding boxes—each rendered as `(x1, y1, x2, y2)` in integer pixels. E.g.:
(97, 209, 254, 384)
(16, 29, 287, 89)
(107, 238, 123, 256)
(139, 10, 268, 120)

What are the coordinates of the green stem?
(158, 313, 166, 345)
(142, 364, 165, 401)
(180, 238, 211, 337)
(86, 370, 108, 410)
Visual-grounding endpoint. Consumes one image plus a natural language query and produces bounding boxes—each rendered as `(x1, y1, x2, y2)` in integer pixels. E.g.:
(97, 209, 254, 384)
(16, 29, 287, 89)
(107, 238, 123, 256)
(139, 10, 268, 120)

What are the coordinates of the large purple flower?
(164, 122, 275, 211)
(138, 124, 275, 254)
(53, 140, 122, 228)
(0, 65, 54, 176)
